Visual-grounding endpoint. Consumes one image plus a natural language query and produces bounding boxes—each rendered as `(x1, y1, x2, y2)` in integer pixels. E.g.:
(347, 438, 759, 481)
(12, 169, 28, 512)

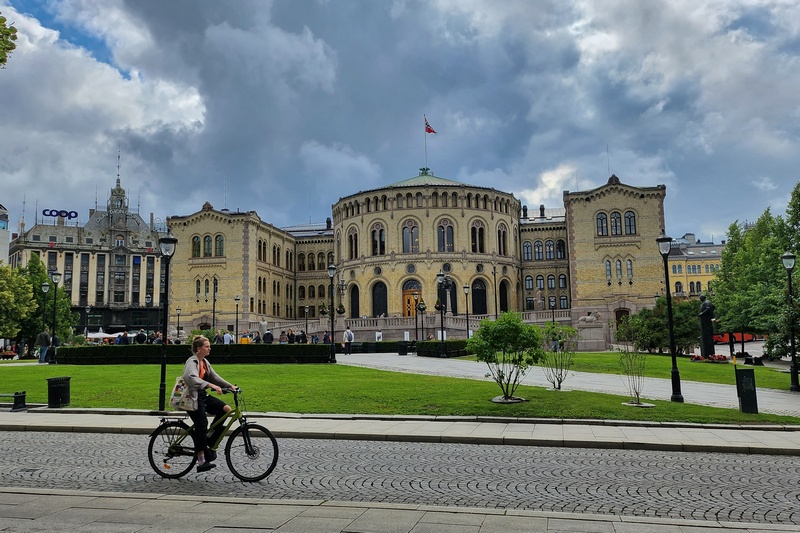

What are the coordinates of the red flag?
(424, 115, 437, 134)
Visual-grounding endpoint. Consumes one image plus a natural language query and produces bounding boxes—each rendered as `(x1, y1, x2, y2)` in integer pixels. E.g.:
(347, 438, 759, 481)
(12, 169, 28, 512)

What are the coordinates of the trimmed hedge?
(56, 343, 331, 365)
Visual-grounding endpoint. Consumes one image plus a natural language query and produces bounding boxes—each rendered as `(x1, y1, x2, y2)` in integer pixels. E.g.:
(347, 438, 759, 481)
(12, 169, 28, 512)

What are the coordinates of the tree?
(0, 11, 18, 68)
(0, 262, 35, 338)
(540, 322, 577, 390)
(466, 312, 545, 402)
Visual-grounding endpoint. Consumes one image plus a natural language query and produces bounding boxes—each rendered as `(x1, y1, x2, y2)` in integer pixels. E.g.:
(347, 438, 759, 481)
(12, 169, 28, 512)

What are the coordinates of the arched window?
(498, 224, 508, 256)
(192, 236, 201, 258)
(610, 212, 622, 235)
(596, 213, 608, 236)
(438, 219, 454, 252)
(471, 221, 485, 253)
(559, 274, 567, 288)
(402, 220, 419, 253)
(523, 241, 532, 261)
(348, 228, 359, 259)
(534, 241, 543, 260)
(525, 275, 534, 290)
(536, 275, 545, 289)
(556, 240, 566, 259)
(298, 254, 305, 271)
(624, 211, 637, 234)
(371, 223, 386, 256)
(215, 235, 224, 256)
(547, 275, 555, 289)
(203, 235, 212, 257)
(545, 240, 554, 260)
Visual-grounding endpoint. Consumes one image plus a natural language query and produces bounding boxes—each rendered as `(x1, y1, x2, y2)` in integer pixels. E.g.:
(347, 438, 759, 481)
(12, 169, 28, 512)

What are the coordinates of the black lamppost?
(49, 270, 62, 364)
(41, 282, 50, 332)
(304, 305, 309, 342)
(327, 263, 337, 363)
(436, 270, 453, 357)
(657, 233, 684, 403)
(491, 265, 498, 319)
(463, 285, 470, 339)
(176, 306, 181, 343)
(413, 292, 419, 341)
(234, 295, 241, 343)
(157, 232, 177, 411)
(781, 251, 799, 391)
(145, 293, 152, 337)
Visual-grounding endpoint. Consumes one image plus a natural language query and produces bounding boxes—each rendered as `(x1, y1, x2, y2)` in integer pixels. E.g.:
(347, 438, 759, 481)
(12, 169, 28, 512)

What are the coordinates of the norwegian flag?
(424, 115, 437, 134)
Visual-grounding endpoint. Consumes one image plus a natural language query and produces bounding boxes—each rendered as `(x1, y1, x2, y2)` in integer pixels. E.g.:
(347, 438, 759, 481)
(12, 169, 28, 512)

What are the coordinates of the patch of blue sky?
(9, 0, 129, 77)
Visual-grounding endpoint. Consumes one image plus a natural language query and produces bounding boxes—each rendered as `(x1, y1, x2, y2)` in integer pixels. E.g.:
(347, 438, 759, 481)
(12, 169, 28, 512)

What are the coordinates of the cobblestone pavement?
(3, 432, 800, 525)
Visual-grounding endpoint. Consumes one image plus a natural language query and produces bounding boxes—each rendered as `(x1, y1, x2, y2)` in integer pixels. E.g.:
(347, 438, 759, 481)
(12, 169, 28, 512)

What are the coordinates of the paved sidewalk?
(0, 487, 796, 533)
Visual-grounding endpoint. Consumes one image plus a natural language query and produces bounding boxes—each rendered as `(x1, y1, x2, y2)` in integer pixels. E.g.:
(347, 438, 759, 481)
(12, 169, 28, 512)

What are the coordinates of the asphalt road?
(3, 431, 800, 525)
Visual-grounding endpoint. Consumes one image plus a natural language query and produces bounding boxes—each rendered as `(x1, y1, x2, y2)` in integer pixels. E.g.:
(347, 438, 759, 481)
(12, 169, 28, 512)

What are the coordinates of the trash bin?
(397, 341, 409, 356)
(735, 368, 758, 414)
(47, 376, 71, 408)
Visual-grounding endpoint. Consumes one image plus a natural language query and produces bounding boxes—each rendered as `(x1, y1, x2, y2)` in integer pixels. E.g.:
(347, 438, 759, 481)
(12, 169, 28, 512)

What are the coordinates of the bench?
(0, 391, 27, 412)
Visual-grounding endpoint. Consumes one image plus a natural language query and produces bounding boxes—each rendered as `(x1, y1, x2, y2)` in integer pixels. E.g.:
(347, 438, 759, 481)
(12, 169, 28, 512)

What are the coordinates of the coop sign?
(42, 209, 79, 220)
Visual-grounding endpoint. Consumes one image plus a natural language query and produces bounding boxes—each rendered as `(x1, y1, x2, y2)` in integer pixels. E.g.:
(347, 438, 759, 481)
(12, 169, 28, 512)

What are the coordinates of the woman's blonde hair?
(192, 335, 209, 354)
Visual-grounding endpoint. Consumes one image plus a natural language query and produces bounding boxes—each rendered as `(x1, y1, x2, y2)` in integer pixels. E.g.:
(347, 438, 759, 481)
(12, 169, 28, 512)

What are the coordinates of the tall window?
(596, 213, 608, 236)
(192, 236, 201, 257)
(371, 223, 386, 256)
(545, 240, 554, 260)
(610, 212, 622, 235)
(215, 235, 224, 256)
(523, 241, 532, 261)
(203, 235, 212, 257)
(348, 229, 359, 259)
(402, 220, 419, 253)
(624, 211, 637, 234)
(471, 222, 485, 253)
(534, 241, 543, 260)
(438, 219, 454, 252)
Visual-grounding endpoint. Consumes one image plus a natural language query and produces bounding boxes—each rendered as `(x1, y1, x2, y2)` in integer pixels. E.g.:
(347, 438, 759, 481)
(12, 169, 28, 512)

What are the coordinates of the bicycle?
(148, 387, 279, 482)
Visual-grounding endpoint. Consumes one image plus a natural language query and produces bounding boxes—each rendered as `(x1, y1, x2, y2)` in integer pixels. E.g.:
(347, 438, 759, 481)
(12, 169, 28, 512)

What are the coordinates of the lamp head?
(656, 233, 672, 257)
(159, 232, 178, 258)
(782, 251, 796, 272)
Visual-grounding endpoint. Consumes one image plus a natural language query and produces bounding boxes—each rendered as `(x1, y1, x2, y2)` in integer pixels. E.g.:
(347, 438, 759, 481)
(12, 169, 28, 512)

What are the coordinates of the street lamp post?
(657, 233, 684, 403)
(304, 305, 309, 343)
(413, 292, 419, 341)
(145, 293, 152, 339)
(157, 232, 177, 412)
(327, 264, 337, 363)
(49, 270, 61, 364)
(41, 282, 50, 333)
(176, 307, 181, 343)
(436, 270, 453, 357)
(781, 252, 799, 391)
(491, 265, 498, 319)
(234, 295, 241, 344)
(463, 285, 470, 339)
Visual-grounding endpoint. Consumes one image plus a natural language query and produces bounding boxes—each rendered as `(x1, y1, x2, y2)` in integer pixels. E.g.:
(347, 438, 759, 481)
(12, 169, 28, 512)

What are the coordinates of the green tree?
(0, 11, 18, 68)
(0, 262, 35, 338)
(466, 312, 544, 402)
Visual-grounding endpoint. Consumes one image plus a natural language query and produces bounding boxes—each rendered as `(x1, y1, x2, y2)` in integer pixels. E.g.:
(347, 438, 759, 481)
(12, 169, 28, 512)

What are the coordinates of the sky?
(2, 0, 800, 244)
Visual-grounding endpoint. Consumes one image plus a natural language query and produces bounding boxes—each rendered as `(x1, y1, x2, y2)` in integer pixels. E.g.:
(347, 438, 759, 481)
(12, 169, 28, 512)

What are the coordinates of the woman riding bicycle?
(184, 335, 234, 472)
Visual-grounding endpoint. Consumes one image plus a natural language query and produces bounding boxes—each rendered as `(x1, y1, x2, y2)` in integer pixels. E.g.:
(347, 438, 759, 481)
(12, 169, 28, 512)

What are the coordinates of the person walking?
(342, 327, 354, 355)
(183, 335, 234, 473)
(36, 327, 51, 364)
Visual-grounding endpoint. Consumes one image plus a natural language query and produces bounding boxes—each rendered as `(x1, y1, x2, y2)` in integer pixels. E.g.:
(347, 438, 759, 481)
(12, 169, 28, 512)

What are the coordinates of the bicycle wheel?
(148, 420, 197, 479)
(225, 423, 279, 482)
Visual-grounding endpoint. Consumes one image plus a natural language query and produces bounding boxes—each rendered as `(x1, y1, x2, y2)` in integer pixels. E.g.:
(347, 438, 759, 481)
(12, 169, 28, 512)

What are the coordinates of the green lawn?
(3, 362, 798, 426)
